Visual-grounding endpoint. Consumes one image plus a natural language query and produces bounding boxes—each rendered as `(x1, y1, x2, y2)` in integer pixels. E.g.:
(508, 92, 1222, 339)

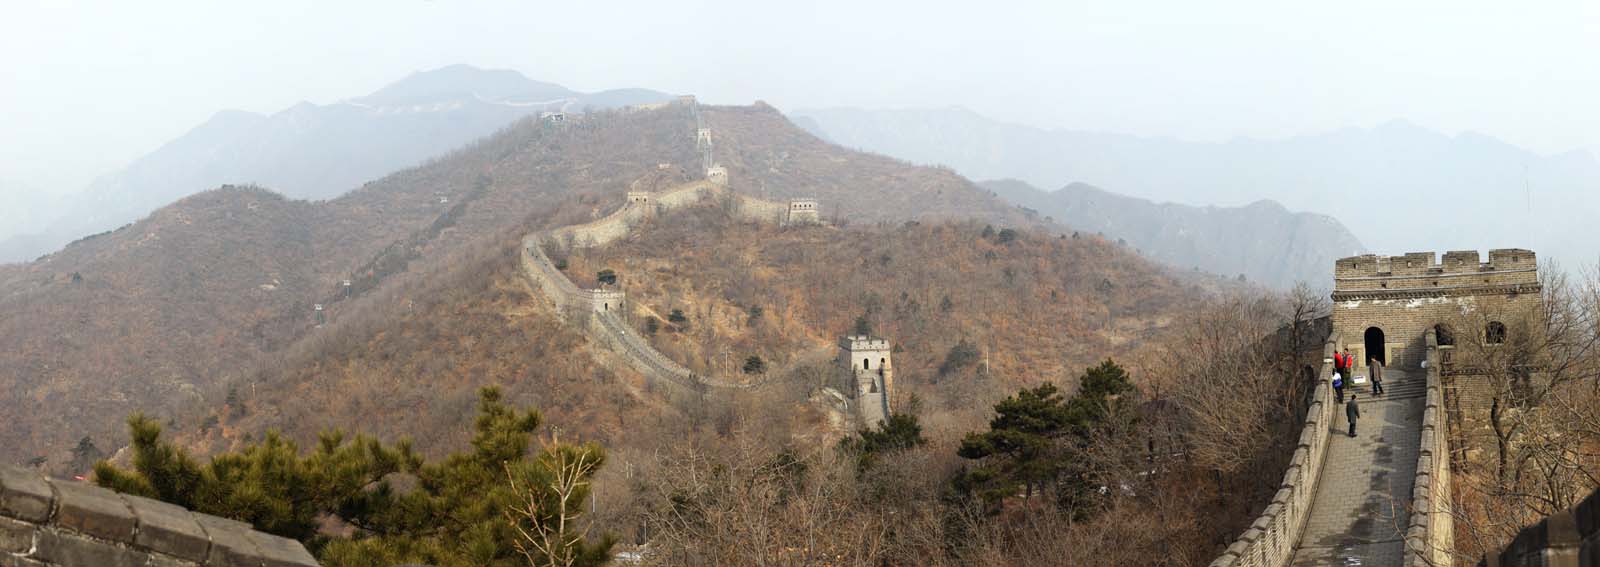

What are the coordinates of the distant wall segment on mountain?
(0, 465, 319, 567)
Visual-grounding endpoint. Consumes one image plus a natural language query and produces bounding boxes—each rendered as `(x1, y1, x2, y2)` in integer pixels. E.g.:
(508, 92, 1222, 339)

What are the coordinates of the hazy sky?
(3, 0, 1598, 198)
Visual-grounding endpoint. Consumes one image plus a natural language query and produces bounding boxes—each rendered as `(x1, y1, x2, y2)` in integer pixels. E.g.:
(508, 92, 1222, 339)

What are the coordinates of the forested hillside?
(563, 203, 1218, 424)
(0, 100, 1034, 470)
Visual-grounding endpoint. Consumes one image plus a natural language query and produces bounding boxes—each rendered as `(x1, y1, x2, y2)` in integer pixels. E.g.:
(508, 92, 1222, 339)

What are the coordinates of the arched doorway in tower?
(1364, 327, 1386, 366)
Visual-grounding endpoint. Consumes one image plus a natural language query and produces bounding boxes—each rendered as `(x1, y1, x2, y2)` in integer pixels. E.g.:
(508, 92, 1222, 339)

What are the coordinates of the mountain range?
(0, 99, 1072, 468)
(792, 106, 1600, 275)
(982, 179, 1364, 288)
(0, 65, 674, 264)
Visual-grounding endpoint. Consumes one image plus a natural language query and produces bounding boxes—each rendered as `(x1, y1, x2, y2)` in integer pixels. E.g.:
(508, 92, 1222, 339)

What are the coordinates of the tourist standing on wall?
(1369, 356, 1385, 395)
(1333, 370, 1345, 403)
(1346, 395, 1361, 438)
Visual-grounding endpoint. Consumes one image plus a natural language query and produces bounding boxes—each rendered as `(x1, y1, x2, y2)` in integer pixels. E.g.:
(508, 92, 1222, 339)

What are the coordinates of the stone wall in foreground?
(0, 464, 318, 567)
(1479, 486, 1600, 567)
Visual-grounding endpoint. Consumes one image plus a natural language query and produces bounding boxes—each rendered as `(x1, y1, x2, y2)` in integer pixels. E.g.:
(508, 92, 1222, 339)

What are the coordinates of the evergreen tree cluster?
(94, 388, 612, 567)
(953, 359, 1136, 516)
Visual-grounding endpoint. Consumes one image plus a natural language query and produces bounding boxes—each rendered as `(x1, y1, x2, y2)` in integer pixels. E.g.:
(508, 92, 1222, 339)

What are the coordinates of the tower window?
(1486, 321, 1507, 344)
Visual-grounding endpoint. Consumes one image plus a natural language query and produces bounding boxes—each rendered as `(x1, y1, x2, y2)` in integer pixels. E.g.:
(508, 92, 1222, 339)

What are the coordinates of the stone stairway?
(1345, 367, 1428, 401)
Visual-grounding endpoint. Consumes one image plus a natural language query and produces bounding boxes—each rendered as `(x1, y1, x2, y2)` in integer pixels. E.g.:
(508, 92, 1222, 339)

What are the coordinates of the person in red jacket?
(1332, 349, 1351, 402)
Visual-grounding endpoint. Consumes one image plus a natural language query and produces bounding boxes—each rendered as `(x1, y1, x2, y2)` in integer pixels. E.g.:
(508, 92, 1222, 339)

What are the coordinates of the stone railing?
(1479, 486, 1600, 566)
(1404, 328, 1454, 566)
(0, 464, 318, 567)
(1209, 337, 1338, 567)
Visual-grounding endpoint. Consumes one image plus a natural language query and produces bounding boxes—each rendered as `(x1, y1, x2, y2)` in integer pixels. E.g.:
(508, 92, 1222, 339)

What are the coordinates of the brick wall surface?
(0, 465, 318, 567)
(1331, 249, 1541, 372)
(1480, 486, 1600, 567)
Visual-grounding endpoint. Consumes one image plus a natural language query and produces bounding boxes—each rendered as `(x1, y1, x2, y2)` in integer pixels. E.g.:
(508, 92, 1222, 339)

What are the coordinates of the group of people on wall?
(1331, 348, 1384, 437)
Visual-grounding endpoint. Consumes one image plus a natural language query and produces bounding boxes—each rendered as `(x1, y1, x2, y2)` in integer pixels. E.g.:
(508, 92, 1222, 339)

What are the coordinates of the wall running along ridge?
(0, 464, 319, 567)
(519, 178, 818, 391)
(1209, 338, 1339, 567)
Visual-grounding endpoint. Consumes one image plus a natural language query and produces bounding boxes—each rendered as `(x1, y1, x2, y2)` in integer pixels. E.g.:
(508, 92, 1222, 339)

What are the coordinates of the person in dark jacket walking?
(1369, 356, 1385, 395)
(1346, 395, 1361, 437)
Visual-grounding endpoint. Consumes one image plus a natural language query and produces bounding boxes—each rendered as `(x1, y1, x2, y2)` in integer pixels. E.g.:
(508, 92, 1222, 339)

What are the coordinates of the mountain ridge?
(0, 65, 676, 264)
(792, 105, 1599, 274)
(982, 179, 1363, 288)
(0, 100, 1055, 468)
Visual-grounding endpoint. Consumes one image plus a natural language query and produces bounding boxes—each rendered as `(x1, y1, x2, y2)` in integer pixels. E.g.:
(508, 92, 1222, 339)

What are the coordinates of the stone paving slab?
(1291, 370, 1425, 566)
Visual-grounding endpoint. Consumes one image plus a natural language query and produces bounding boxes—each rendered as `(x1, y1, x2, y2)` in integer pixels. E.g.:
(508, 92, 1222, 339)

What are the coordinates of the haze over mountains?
(982, 179, 1364, 288)
(0, 99, 1064, 468)
(794, 106, 1600, 274)
(0, 65, 673, 264)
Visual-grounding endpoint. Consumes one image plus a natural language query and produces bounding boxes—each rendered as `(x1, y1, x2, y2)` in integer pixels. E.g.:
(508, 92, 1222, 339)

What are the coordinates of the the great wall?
(13, 96, 1590, 566)
(1210, 248, 1561, 567)
(517, 144, 890, 426)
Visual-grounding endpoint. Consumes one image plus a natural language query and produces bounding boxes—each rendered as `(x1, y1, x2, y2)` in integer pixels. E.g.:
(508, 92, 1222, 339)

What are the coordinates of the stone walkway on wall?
(1289, 369, 1427, 566)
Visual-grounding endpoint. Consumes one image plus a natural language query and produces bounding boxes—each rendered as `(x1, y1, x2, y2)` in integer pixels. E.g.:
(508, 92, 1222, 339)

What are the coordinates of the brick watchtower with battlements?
(839, 335, 893, 426)
(786, 198, 820, 225)
(1331, 249, 1542, 372)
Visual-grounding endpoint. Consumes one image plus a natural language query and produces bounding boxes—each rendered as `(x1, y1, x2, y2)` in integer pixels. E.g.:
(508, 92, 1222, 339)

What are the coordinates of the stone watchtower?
(839, 335, 893, 426)
(1331, 249, 1542, 372)
(706, 166, 729, 186)
(785, 198, 820, 225)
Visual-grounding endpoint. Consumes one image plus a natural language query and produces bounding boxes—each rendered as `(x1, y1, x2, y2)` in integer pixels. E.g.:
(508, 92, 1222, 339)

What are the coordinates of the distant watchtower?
(785, 198, 820, 225)
(839, 335, 893, 426)
(1331, 249, 1542, 371)
(706, 166, 729, 187)
(624, 189, 649, 209)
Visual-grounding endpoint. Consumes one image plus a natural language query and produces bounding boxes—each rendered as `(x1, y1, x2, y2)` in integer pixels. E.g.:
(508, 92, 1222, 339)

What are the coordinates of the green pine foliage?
(953, 359, 1136, 513)
(853, 315, 873, 336)
(839, 412, 927, 473)
(937, 339, 982, 376)
(94, 387, 612, 567)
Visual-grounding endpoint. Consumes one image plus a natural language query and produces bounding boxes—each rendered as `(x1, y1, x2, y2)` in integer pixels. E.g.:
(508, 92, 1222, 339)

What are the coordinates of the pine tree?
(853, 315, 873, 336)
(952, 360, 1138, 516)
(840, 412, 926, 473)
(955, 383, 1073, 506)
(95, 387, 612, 567)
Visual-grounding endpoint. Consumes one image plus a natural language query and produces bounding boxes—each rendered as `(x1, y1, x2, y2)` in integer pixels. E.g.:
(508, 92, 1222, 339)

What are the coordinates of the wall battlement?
(838, 335, 891, 352)
(0, 465, 319, 567)
(1334, 249, 1538, 290)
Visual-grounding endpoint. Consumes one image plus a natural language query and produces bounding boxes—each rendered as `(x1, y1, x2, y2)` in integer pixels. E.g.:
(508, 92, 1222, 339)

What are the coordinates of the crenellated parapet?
(1333, 249, 1539, 297)
(1481, 486, 1600, 566)
(0, 465, 319, 567)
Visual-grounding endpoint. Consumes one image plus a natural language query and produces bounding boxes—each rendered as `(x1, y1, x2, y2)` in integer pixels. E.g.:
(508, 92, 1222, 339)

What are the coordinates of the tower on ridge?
(785, 198, 820, 225)
(839, 335, 893, 426)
